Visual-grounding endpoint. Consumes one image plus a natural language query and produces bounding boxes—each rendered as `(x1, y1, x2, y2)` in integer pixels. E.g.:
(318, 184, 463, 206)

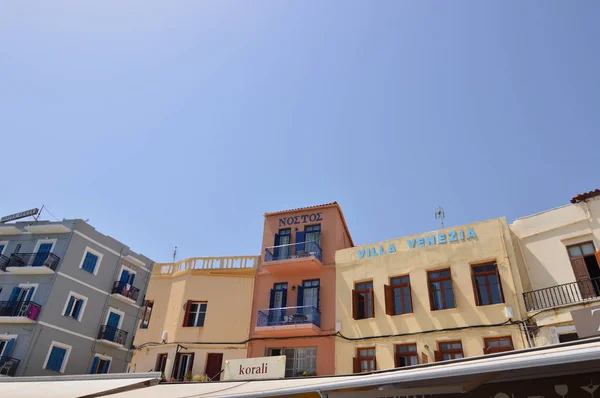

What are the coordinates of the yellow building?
(130, 255, 257, 381)
(334, 218, 528, 374)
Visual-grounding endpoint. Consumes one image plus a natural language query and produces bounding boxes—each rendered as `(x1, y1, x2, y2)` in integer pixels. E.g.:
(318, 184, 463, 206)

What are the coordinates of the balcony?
(7, 252, 60, 274)
(0, 356, 20, 377)
(523, 277, 600, 312)
(0, 301, 41, 323)
(97, 325, 128, 347)
(263, 242, 323, 275)
(0, 255, 9, 273)
(255, 306, 321, 336)
(111, 281, 140, 304)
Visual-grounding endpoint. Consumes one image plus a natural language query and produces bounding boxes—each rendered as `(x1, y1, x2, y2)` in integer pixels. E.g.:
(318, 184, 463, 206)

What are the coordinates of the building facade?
(511, 190, 600, 346)
(0, 219, 153, 377)
(130, 255, 257, 381)
(334, 217, 528, 374)
(247, 203, 353, 377)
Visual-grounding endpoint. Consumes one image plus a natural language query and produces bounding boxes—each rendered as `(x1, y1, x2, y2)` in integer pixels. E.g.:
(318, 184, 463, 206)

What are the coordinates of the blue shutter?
(65, 296, 75, 317)
(273, 234, 281, 258)
(316, 285, 321, 311)
(269, 289, 275, 309)
(38, 243, 52, 254)
(90, 357, 99, 374)
(102, 360, 111, 373)
(73, 300, 82, 320)
(281, 288, 288, 307)
(47, 346, 66, 372)
(119, 270, 129, 284)
(295, 232, 305, 253)
(129, 273, 135, 285)
(4, 338, 15, 357)
(8, 287, 22, 303)
(297, 286, 304, 307)
(0, 245, 5, 254)
(107, 312, 120, 328)
(25, 287, 35, 302)
(82, 253, 98, 274)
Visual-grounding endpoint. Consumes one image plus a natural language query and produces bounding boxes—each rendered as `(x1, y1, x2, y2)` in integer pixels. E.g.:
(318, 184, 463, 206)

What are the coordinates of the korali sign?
(1, 208, 39, 223)
(222, 355, 286, 381)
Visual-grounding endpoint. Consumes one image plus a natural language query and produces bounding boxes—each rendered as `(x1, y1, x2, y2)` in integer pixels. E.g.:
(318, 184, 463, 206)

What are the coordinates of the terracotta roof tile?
(264, 202, 339, 216)
(571, 189, 600, 204)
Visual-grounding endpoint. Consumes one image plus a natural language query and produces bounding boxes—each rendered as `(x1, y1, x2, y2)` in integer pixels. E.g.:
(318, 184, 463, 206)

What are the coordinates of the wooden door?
(570, 257, 594, 299)
(205, 353, 223, 381)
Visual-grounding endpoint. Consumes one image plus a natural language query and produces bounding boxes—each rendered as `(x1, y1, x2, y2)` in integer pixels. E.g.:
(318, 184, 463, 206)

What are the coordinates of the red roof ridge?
(571, 189, 600, 204)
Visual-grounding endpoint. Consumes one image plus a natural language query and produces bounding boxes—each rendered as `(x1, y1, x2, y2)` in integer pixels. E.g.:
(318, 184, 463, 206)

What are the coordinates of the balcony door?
(567, 242, 600, 298)
(269, 283, 287, 324)
(172, 353, 194, 381)
(33, 243, 53, 267)
(105, 311, 122, 341)
(205, 353, 223, 381)
(298, 279, 320, 319)
(274, 229, 291, 260)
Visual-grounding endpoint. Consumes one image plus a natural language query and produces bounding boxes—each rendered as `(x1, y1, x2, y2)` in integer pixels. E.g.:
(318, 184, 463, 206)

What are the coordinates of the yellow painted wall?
(131, 256, 257, 377)
(334, 218, 527, 374)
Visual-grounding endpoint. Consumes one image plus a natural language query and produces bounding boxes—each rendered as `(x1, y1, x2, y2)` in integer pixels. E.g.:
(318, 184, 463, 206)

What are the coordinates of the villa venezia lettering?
(278, 212, 323, 227)
(357, 228, 478, 259)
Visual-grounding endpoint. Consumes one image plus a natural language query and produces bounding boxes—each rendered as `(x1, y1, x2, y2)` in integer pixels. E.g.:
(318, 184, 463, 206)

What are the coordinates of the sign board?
(222, 356, 286, 381)
(571, 304, 600, 338)
(1, 208, 39, 224)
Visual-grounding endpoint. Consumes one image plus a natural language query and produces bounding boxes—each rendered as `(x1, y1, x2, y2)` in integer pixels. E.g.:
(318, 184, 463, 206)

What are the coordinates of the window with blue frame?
(80, 251, 99, 274)
(90, 356, 111, 374)
(298, 279, 320, 310)
(63, 294, 86, 321)
(44, 343, 70, 373)
(0, 241, 7, 255)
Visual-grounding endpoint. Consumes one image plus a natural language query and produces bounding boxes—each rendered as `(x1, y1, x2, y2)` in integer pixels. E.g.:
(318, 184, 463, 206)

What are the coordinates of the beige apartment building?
(511, 189, 600, 346)
(334, 217, 528, 374)
(130, 255, 257, 381)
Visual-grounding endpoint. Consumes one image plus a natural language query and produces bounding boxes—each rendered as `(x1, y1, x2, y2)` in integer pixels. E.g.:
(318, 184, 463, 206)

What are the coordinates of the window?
(63, 292, 87, 321)
(354, 347, 376, 373)
(566, 241, 600, 297)
(183, 301, 207, 327)
(385, 276, 412, 315)
(305, 225, 321, 247)
(90, 355, 111, 374)
(155, 353, 168, 373)
(43, 341, 72, 373)
(140, 300, 154, 329)
(472, 263, 504, 305)
(0, 337, 15, 358)
(484, 337, 514, 354)
(274, 229, 291, 260)
(353, 281, 374, 320)
(436, 341, 463, 361)
(14, 244, 21, 254)
(558, 333, 579, 343)
(267, 347, 317, 377)
(428, 269, 456, 310)
(299, 279, 320, 309)
(0, 241, 7, 255)
(33, 241, 55, 267)
(118, 266, 136, 285)
(395, 344, 418, 367)
(79, 248, 103, 275)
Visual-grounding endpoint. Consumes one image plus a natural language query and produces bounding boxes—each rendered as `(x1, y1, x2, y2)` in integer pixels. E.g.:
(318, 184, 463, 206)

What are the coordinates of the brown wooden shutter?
(384, 284, 394, 316)
(434, 350, 442, 362)
(182, 300, 192, 327)
(470, 268, 480, 306)
(369, 287, 375, 318)
(596, 251, 600, 271)
(373, 357, 377, 371)
(353, 357, 360, 373)
(570, 257, 593, 298)
(420, 352, 428, 364)
(352, 289, 359, 320)
(188, 353, 195, 375)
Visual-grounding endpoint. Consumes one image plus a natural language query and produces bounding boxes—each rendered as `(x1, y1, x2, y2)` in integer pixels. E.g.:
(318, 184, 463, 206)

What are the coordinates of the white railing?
(153, 256, 258, 275)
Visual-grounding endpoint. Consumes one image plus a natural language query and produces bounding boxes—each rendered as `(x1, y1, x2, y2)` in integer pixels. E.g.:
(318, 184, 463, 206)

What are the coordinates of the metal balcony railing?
(257, 306, 321, 328)
(111, 281, 140, 302)
(8, 252, 60, 271)
(0, 301, 42, 320)
(0, 356, 20, 376)
(264, 241, 322, 263)
(98, 325, 128, 346)
(522, 277, 600, 311)
(0, 254, 9, 272)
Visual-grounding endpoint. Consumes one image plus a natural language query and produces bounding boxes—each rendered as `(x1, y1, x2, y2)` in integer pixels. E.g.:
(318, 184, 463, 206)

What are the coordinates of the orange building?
(247, 202, 353, 377)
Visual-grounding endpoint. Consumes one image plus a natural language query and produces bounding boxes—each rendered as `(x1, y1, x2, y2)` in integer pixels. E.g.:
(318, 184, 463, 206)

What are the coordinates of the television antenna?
(435, 206, 445, 228)
(172, 246, 178, 262)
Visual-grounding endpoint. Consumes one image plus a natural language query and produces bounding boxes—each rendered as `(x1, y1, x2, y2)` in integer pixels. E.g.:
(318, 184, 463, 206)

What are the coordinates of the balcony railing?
(257, 306, 321, 328)
(8, 252, 60, 271)
(523, 277, 600, 311)
(111, 281, 140, 302)
(264, 241, 322, 263)
(0, 254, 9, 272)
(0, 301, 41, 320)
(0, 356, 20, 376)
(98, 325, 128, 346)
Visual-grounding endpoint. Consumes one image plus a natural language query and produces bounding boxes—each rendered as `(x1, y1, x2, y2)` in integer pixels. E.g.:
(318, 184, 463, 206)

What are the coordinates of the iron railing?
(0, 301, 42, 320)
(522, 277, 600, 311)
(0, 254, 9, 272)
(8, 252, 60, 271)
(98, 325, 128, 346)
(257, 305, 321, 328)
(111, 281, 140, 302)
(264, 241, 322, 263)
(0, 356, 20, 376)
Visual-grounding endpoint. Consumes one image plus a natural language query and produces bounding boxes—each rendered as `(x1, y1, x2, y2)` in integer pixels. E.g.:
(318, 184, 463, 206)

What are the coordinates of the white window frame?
(78, 246, 103, 276)
(104, 307, 125, 329)
(43, 341, 72, 373)
(92, 353, 113, 374)
(0, 334, 18, 357)
(33, 239, 57, 253)
(0, 241, 8, 255)
(61, 291, 89, 322)
(119, 265, 136, 284)
(17, 283, 39, 301)
(188, 302, 207, 327)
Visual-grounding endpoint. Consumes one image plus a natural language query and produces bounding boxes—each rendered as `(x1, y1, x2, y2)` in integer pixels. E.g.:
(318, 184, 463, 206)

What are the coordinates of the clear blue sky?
(1, 2, 599, 262)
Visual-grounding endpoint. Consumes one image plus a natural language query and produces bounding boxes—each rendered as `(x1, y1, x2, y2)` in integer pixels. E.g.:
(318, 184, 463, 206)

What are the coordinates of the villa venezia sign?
(357, 228, 478, 259)
(222, 356, 285, 381)
(278, 212, 323, 227)
(1, 208, 39, 224)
